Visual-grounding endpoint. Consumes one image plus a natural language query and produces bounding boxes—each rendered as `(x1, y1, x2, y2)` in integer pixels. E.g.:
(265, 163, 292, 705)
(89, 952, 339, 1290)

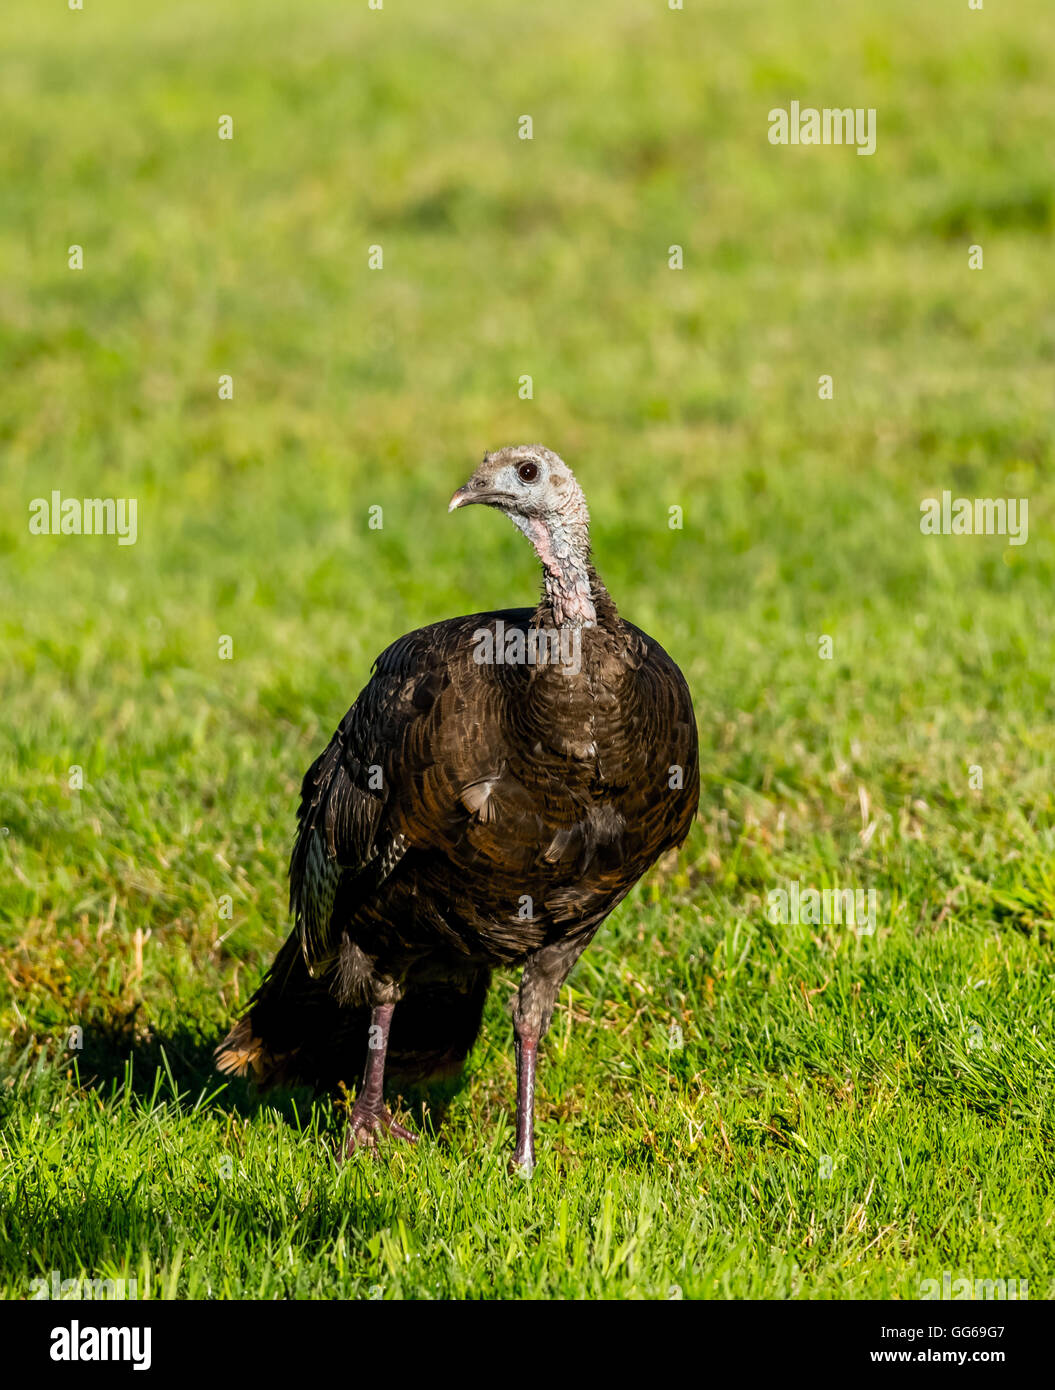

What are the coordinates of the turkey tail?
(215, 934, 490, 1092)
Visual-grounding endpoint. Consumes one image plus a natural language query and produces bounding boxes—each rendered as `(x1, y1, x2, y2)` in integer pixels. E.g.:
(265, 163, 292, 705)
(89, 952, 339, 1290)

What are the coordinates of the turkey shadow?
(3, 1188, 404, 1290)
(66, 1010, 479, 1143)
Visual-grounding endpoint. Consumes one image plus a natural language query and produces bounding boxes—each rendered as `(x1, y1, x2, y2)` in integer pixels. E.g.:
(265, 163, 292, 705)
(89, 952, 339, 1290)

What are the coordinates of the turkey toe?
(340, 1106, 418, 1161)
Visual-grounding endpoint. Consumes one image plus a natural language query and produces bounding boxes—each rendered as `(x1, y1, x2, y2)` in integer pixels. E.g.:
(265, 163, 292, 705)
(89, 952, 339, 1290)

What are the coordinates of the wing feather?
(289, 610, 532, 974)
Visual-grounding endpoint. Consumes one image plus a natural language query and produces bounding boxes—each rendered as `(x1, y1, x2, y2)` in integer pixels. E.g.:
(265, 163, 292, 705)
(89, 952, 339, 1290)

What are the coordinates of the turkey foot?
(337, 1001, 417, 1161)
(340, 1103, 417, 1160)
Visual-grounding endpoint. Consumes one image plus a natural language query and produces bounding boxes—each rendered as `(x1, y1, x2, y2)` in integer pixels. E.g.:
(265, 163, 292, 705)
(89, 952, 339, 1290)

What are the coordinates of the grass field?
(2, 0, 1054, 1300)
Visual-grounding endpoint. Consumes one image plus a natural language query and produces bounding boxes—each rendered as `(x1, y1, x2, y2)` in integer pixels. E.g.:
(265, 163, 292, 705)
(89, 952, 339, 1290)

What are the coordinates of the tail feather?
(215, 934, 491, 1093)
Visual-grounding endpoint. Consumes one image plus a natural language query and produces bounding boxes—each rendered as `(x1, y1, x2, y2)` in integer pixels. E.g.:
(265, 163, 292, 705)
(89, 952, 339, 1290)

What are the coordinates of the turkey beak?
(449, 482, 511, 512)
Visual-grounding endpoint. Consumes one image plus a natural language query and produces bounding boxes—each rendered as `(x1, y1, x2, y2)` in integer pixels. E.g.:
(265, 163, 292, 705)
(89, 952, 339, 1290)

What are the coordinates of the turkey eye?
(517, 462, 539, 483)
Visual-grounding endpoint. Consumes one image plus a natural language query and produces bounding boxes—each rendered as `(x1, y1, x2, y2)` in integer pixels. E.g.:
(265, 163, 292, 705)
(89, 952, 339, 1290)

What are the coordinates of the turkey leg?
(511, 1026, 539, 1177)
(340, 1002, 418, 1159)
(510, 930, 596, 1177)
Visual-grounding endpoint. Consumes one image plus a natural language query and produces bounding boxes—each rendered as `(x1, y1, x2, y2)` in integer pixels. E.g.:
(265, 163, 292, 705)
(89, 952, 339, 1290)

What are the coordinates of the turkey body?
(216, 445, 699, 1171)
(220, 600, 697, 1083)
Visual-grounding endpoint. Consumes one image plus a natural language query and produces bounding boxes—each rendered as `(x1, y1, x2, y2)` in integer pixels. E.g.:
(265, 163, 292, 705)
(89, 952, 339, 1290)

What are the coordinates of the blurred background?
(1, 0, 1053, 1298)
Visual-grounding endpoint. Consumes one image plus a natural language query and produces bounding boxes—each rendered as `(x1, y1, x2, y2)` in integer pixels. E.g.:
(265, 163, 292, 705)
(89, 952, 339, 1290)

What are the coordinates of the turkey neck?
(521, 569, 621, 765)
(517, 510, 623, 761)
(504, 510, 623, 755)
(536, 560, 620, 637)
(514, 513, 618, 632)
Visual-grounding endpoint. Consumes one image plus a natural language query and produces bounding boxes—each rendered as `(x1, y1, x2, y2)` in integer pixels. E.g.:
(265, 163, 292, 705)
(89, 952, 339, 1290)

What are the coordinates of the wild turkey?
(216, 445, 699, 1174)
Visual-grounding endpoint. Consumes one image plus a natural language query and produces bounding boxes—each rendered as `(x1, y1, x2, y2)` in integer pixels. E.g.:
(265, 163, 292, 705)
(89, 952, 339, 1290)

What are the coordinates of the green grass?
(2, 0, 1054, 1299)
